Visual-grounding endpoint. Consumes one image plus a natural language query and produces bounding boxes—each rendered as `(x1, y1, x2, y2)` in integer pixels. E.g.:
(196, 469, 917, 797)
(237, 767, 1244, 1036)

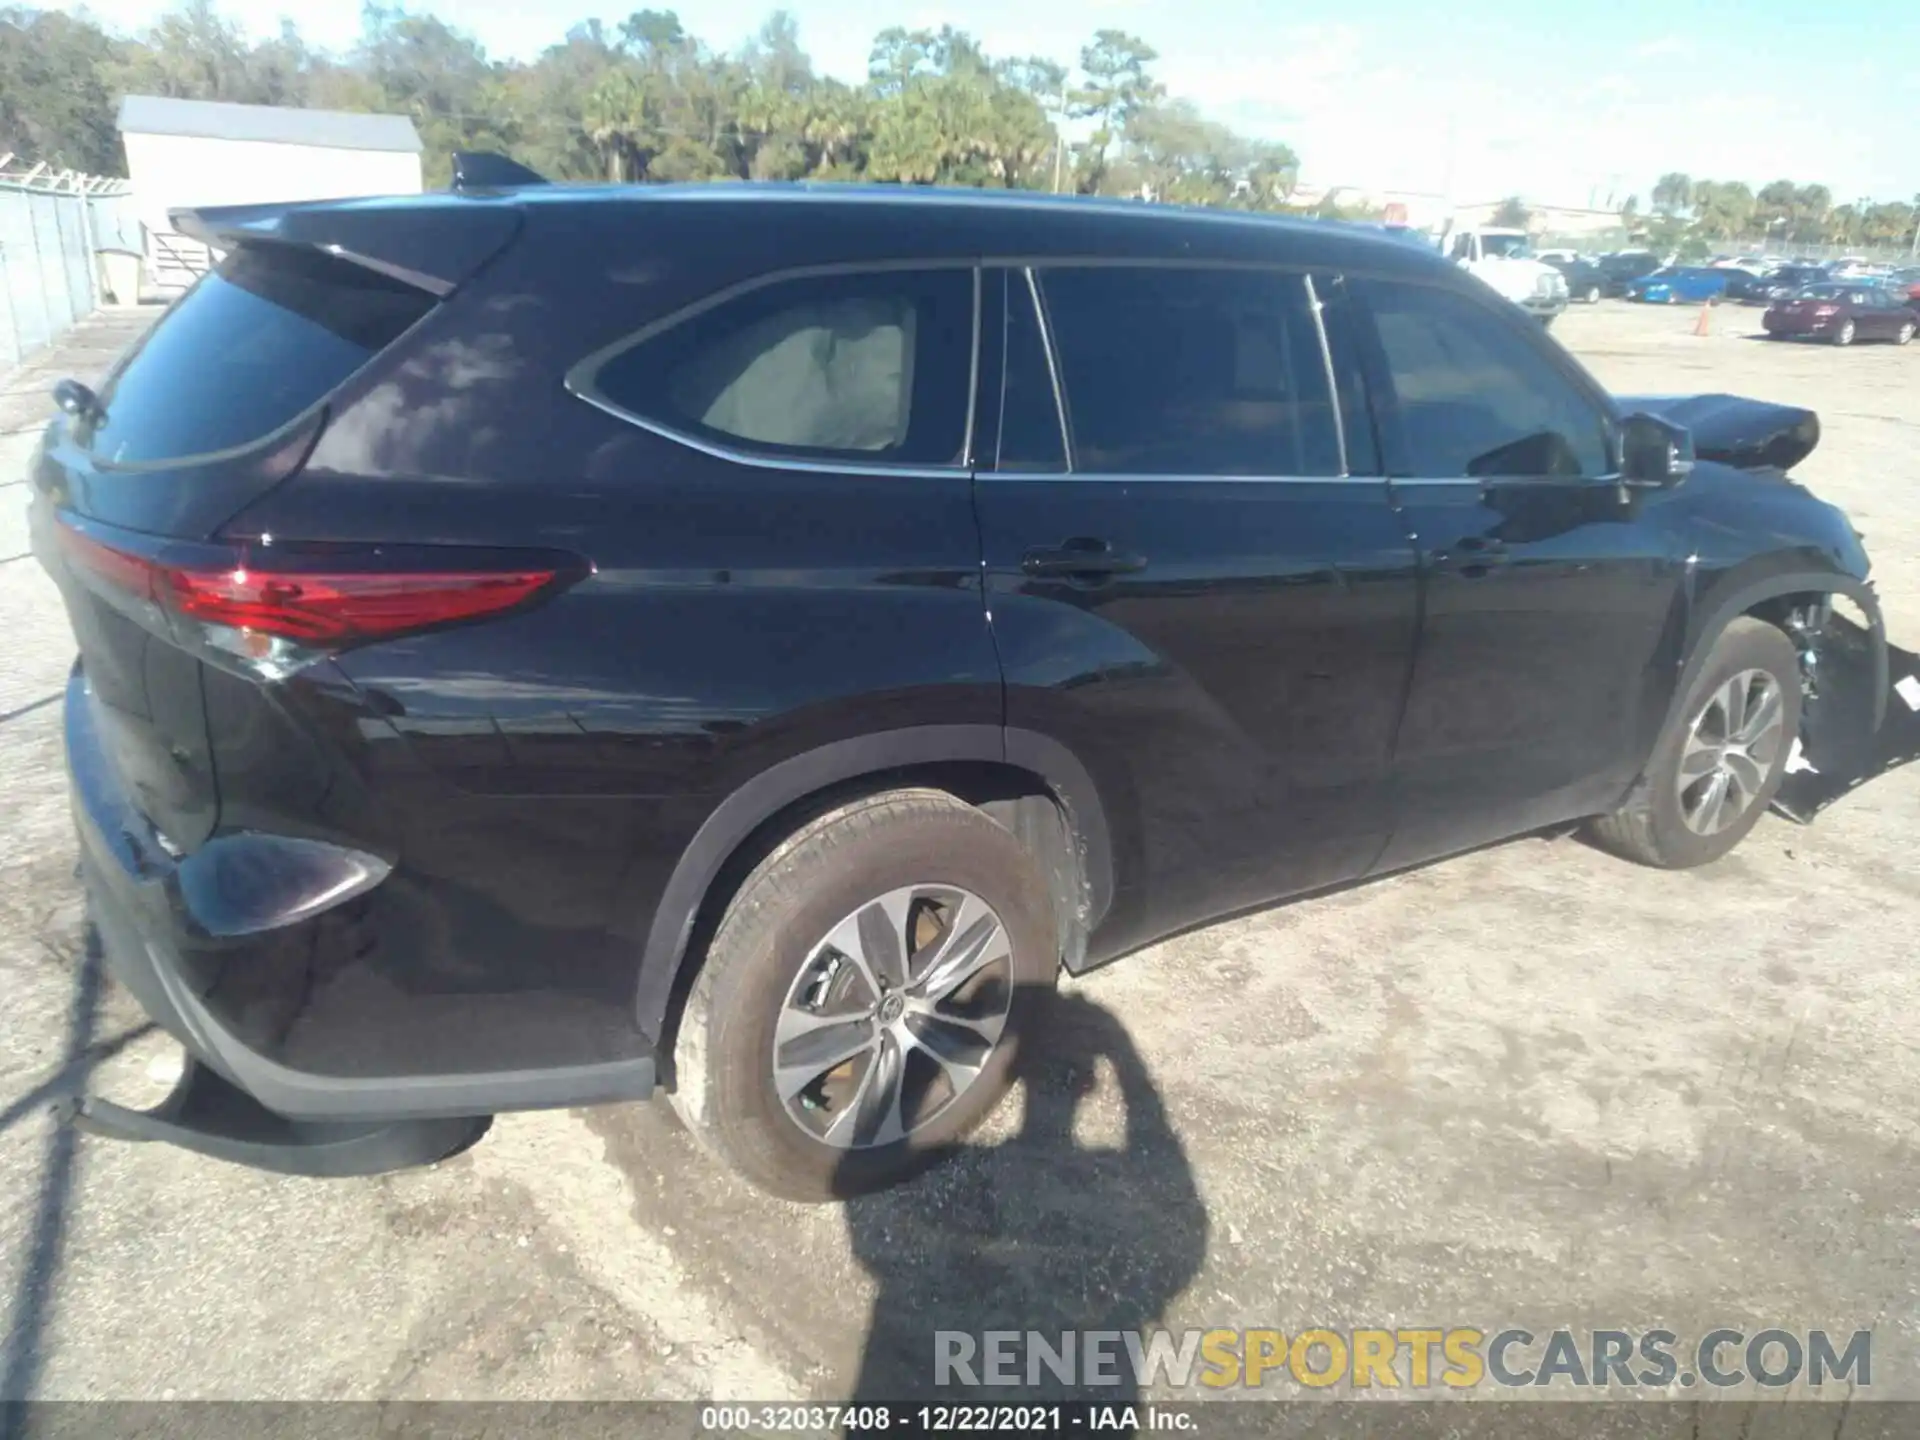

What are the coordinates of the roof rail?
(450, 152, 550, 192)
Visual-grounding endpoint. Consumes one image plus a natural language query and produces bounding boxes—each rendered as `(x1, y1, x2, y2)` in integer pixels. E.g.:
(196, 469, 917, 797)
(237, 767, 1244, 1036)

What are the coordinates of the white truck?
(1439, 225, 1569, 326)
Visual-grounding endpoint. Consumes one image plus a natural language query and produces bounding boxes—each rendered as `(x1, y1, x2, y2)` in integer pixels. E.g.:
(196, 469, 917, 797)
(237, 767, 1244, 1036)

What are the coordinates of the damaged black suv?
(30, 160, 1919, 1200)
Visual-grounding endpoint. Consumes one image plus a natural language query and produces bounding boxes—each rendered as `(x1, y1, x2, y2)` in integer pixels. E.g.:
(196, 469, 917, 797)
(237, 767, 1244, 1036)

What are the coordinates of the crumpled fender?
(1616, 392, 1821, 473)
(1774, 619, 1920, 822)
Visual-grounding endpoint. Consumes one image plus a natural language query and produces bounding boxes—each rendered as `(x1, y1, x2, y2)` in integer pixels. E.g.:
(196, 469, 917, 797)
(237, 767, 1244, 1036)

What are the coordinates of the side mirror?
(1618, 411, 1694, 488)
(52, 378, 101, 425)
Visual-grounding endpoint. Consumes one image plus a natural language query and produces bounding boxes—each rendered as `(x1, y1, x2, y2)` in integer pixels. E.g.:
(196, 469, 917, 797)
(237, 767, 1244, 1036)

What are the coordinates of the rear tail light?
(1812, 305, 1839, 317)
(56, 517, 581, 680)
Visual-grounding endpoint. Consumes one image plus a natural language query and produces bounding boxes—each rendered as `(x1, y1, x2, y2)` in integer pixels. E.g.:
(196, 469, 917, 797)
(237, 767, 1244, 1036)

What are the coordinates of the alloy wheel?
(1675, 669, 1787, 836)
(1899, 322, 1915, 346)
(773, 884, 1013, 1150)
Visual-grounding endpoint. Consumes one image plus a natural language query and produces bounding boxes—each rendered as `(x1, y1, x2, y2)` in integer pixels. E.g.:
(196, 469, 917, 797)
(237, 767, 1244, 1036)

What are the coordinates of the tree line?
(0, 0, 1301, 209)
(1641, 173, 1917, 254)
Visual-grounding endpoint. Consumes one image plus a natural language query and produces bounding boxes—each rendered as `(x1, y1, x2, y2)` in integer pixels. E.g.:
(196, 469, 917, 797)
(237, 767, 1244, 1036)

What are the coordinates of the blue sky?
(59, 0, 1920, 209)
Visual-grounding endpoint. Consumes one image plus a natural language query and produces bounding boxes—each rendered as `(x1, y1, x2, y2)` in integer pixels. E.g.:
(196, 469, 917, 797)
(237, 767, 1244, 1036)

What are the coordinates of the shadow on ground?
(841, 991, 1207, 1404)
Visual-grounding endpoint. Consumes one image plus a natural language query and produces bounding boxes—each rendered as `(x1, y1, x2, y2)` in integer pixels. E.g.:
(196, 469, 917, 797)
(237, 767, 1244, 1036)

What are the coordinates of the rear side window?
(85, 245, 433, 467)
(586, 268, 974, 466)
(1354, 278, 1609, 480)
(1037, 266, 1344, 477)
(996, 270, 1067, 472)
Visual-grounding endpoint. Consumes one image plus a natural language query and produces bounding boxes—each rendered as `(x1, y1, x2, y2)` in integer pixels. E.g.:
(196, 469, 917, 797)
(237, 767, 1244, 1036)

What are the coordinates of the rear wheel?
(1832, 318, 1856, 346)
(1897, 321, 1915, 346)
(1585, 284, 1602, 304)
(1588, 618, 1800, 869)
(669, 788, 1058, 1200)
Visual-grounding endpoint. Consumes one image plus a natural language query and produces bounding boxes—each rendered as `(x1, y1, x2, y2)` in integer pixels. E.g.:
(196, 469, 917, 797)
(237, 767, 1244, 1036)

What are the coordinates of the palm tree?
(1652, 172, 1693, 216)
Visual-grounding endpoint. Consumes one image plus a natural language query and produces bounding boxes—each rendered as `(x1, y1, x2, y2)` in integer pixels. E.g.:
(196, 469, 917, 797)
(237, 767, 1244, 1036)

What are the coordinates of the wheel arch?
(1654, 566, 1887, 770)
(631, 725, 1113, 1046)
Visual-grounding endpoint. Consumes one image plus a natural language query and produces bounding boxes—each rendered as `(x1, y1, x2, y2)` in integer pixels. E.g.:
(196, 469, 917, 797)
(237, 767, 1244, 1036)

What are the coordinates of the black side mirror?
(52, 378, 101, 425)
(1618, 411, 1694, 488)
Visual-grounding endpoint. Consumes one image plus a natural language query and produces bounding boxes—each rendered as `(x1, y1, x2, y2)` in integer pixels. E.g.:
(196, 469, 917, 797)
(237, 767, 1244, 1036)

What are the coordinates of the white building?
(116, 95, 423, 292)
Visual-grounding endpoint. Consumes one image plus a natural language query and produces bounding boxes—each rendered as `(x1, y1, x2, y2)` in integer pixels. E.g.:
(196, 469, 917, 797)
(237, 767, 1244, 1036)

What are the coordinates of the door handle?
(1022, 538, 1147, 580)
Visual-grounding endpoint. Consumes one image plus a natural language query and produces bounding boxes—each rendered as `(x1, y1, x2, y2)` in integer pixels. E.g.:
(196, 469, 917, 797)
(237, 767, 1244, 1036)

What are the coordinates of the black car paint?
(1546, 256, 1608, 302)
(28, 185, 1890, 1148)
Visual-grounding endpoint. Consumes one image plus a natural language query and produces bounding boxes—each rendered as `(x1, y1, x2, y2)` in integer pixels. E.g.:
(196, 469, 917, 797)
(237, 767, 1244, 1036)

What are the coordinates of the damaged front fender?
(1774, 610, 1920, 822)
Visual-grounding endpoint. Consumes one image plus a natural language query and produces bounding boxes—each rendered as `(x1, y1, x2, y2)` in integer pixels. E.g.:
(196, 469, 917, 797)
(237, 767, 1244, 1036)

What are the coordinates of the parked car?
(1756, 264, 1830, 302)
(1717, 269, 1771, 303)
(1762, 283, 1920, 345)
(1883, 267, 1920, 304)
(1625, 266, 1744, 303)
(1597, 250, 1662, 296)
(1544, 254, 1608, 303)
(1442, 226, 1568, 324)
(28, 163, 1915, 1200)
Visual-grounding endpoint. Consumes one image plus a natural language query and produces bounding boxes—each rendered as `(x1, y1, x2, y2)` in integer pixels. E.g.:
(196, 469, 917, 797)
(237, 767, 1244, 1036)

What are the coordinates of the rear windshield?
(82, 244, 434, 467)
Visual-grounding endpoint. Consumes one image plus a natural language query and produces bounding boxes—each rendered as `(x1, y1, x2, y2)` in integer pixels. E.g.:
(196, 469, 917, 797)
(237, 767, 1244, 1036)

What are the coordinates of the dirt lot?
(1, 299, 1917, 1409)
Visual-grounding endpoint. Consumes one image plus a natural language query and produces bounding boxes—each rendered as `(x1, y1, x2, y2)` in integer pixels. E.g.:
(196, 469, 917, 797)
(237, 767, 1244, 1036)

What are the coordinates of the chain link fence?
(0, 180, 144, 373)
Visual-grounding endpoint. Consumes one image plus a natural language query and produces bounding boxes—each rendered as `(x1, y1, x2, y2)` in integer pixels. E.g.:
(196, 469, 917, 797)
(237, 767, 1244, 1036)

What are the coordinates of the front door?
(972, 264, 1420, 957)
(1338, 275, 1691, 871)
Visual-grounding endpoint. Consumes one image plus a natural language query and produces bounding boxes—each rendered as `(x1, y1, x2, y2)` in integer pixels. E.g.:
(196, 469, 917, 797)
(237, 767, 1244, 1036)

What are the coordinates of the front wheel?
(1897, 321, 1915, 346)
(1587, 618, 1800, 869)
(669, 788, 1059, 1200)
(1585, 284, 1602, 304)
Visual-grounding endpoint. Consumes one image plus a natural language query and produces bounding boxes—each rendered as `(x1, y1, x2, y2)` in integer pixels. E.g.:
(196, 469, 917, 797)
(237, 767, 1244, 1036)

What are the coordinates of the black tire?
(1832, 318, 1855, 346)
(1588, 618, 1801, 869)
(1897, 321, 1915, 346)
(668, 788, 1058, 1201)
(1585, 284, 1602, 304)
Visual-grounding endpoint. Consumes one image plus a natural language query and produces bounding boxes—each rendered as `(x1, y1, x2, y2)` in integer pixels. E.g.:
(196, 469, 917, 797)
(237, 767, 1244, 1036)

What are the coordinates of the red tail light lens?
(164, 566, 557, 643)
(1812, 305, 1839, 317)
(56, 517, 576, 677)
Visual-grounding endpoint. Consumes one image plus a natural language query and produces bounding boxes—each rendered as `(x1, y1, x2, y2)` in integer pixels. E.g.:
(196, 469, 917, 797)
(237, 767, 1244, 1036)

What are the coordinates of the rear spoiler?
(169, 194, 523, 299)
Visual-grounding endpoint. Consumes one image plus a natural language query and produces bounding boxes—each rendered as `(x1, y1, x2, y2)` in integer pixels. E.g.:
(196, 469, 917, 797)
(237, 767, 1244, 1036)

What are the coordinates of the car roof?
(518, 181, 1459, 278)
(227, 181, 1461, 283)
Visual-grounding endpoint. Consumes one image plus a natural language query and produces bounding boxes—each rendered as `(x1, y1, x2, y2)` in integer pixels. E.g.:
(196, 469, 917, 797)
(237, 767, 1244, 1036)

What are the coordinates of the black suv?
(30, 167, 1915, 1201)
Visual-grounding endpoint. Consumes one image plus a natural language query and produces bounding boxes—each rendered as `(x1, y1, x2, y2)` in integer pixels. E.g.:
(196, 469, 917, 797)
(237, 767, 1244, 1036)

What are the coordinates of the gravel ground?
(0, 299, 1916, 1414)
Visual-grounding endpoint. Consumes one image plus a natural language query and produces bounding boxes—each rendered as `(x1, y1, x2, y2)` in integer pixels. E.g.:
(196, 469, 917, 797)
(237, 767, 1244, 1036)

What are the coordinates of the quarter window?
(83, 244, 433, 467)
(1354, 279, 1609, 479)
(587, 268, 974, 465)
(1036, 266, 1345, 477)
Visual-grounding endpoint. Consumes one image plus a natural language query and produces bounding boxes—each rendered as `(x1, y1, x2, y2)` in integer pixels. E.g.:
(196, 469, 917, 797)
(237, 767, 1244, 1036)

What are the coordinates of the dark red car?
(1763, 283, 1918, 346)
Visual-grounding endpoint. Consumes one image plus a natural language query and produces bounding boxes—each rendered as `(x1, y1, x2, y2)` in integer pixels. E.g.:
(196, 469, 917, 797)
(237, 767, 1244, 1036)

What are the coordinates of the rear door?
(1340, 274, 1690, 871)
(973, 264, 1420, 953)
(28, 243, 439, 848)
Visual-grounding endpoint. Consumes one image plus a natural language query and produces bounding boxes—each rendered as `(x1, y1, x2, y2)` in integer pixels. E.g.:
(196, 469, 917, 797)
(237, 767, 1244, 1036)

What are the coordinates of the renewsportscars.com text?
(935, 1327, 1872, 1391)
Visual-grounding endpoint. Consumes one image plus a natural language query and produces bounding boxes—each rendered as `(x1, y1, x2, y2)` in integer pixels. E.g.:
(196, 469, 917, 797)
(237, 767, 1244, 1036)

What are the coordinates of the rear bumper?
(65, 667, 655, 1166)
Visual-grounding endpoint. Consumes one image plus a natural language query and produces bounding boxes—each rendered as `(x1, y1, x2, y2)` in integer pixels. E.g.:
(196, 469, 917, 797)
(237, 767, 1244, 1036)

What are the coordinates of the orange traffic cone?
(1693, 300, 1712, 337)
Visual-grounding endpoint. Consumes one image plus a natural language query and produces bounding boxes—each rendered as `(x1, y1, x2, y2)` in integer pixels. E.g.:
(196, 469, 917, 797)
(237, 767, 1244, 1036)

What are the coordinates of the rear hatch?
(27, 204, 514, 852)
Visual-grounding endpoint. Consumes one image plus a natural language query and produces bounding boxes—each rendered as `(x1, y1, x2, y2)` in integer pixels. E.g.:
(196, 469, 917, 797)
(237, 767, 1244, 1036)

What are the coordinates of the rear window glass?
(586, 268, 974, 465)
(83, 245, 433, 467)
(1037, 265, 1344, 477)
